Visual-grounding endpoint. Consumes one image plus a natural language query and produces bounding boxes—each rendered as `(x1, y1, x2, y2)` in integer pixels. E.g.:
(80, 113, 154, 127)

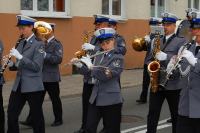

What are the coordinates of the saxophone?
(147, 34, 161, 93)
(75, 31, 93, 58)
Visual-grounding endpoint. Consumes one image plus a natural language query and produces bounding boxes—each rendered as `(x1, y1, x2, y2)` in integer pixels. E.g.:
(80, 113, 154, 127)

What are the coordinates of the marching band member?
(41, 22, 64, 126)
(72, 27, 124, 133)
(176, 8, 199, 40)
(82, 16, 127, 55)
(74, 15, 109, 133)
(176, 14, 200, 133)
(20, 22, 64, 127)
(108, 18, 127, 55)
(7, 15, 45, 133)
(146, 12, 186, 133)
(0, 39, 4, 133)
(136, 17, 162, 104)
(100, 17, 127, 133)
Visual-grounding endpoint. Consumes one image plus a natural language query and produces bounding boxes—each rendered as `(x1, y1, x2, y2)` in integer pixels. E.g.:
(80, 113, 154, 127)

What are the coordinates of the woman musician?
(71, 27, 124, 133)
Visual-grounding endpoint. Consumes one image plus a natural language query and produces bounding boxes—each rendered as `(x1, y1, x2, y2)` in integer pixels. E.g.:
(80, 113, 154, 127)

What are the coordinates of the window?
(102, 0, 125, 18)
(151, 0, 166, 17)
(188, 0, 200, 9)
(21, 0, 70, 18)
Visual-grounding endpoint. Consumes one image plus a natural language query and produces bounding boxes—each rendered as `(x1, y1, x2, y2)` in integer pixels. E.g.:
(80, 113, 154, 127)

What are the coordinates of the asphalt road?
(4, 85, 173, 133)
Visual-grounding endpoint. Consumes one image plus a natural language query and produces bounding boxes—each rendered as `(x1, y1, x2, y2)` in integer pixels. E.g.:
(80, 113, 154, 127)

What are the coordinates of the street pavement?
(2, 69, 172, 133)
(4, 85, 172, 133)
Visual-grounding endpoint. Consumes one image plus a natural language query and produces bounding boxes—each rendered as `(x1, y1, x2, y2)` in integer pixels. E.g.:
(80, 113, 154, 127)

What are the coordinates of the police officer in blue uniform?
(20, 22, 63, 127)
(73, 15, 110, 133)
(146, 12, 186, 133)
(72, 27, 124, 133)
(176, 14, 200, 133)
(136, 17, 162, 104)
(82, 17, 127, 55)
(0, 39, 4, 133)
(108, 18, 127, 55)
(42, 23, 63, 126)
(176, 8, 199, 40)
(100, 17, 127, 133)
(7, 15, 45, 133)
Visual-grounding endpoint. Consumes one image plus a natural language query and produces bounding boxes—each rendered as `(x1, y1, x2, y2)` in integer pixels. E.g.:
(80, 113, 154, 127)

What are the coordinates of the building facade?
(0, 0, 196, 80)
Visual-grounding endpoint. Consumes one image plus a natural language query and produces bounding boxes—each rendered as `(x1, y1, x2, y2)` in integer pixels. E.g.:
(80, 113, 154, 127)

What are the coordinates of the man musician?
(136, 17, 162, 104)
(20, 22, 64, 127)
(176, 12, 200, 133)
(146, 12, 186, 133)
(7, 15, 45, 133)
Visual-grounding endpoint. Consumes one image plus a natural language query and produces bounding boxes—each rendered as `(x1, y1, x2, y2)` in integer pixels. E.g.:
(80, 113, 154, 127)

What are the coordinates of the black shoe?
(99, 128, 106, 133)
(166, 118, 172, 123)
(74, 128, 85, 133)
(51, 120, 63, 127)
(19, 121, 32, 127)
(136, 99, 147, 104)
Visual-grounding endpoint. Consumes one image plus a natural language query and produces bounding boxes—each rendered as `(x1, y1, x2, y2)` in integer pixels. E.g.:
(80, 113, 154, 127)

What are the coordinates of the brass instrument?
(0, 35, 24, 74)
(34, 21, 52, 41)
(132, 37, 147, 51)
(147, 34, 161, 93)
(75, 31, 93, 58)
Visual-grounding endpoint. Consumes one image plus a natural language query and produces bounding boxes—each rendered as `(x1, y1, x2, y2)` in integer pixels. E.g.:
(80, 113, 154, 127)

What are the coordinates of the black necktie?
(195, 46, 200, 55)
(22, 40, 27, 48)
(163, 36, 166, 44)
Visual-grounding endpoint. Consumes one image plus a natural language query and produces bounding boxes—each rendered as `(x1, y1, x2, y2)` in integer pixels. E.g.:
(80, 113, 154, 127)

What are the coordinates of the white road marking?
(121, 118, 170, 133)
(134, 124, 171, 133)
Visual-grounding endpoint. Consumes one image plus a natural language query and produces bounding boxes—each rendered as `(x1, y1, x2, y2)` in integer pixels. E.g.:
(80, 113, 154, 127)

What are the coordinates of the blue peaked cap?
(16, 15, 36, 26)
(94, 28, 116, 40)
(161, 12, 178, 24)
(94, 15, 109, 24)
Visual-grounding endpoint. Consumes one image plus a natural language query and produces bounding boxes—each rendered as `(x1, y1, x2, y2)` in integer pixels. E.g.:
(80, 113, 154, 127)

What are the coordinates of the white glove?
(10, 48, 23, 60)
(80, 56, 93, 69)
(82, 43, 95, 50)
(166, 55, 176, 74)
(181, 49, 197, 66)
(70, 58, 83, 68)
(144, 35, 151, 43)
(155, 51, 167, 61)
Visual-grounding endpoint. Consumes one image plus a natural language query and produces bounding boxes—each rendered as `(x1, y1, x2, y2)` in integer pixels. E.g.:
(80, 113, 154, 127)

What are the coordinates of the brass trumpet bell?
(75, 50, 86, 59)
(132, 38, 147, 51)
(34, 21, 52, 36)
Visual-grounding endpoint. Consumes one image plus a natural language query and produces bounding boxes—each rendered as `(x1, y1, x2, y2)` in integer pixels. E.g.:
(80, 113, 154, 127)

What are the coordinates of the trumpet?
(75, 30, 94, 58)
(0, 35, 24, 74)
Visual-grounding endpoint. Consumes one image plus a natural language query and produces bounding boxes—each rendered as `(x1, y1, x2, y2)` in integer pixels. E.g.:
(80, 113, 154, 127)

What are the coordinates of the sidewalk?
(2, 69, 143, 107)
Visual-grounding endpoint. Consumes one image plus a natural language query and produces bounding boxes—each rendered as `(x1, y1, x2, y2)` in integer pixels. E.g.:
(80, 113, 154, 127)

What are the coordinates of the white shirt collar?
(47, 36, 55, 43)
(26, 33, 34, 42)
(165, 33, 174, 40)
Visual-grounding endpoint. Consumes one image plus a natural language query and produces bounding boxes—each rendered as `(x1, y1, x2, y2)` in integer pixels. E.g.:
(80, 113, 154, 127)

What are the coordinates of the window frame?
(101, 0, 126, 21)
(20, 0, 71, 18)
(151, 0, 166, 18)
(188, 0, 200, 10)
